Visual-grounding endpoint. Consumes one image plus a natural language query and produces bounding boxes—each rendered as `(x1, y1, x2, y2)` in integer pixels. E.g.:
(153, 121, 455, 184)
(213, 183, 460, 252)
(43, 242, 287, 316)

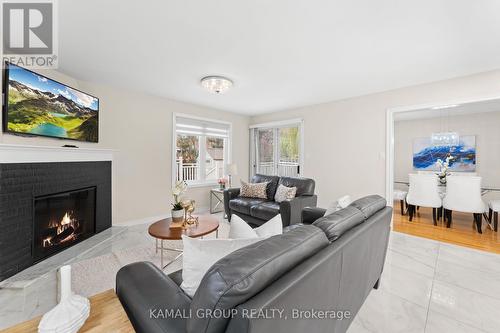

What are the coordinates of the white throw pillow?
(325, 195, 352, 216)
(180, 236, 262, 297)
(228, 214, 283, 239)
(274, 184, 297, 203)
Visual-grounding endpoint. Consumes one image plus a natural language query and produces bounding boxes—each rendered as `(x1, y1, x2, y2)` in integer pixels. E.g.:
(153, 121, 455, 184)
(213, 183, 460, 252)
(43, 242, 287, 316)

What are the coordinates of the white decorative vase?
(38, 265, 90, 333)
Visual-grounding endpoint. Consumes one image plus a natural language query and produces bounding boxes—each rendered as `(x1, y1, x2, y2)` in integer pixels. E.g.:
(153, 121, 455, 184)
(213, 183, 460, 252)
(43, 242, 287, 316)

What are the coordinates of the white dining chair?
(489, 200, 500, 232)
(406, 174, 442, 225)
(442, 176, 487, 233)
(393, 189, 407, 215)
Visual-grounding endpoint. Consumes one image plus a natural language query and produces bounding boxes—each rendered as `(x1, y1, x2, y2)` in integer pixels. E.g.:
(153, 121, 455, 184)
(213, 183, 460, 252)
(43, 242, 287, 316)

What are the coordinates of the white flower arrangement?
(436, 156, 454, 182)
(172, 180, 188, 210)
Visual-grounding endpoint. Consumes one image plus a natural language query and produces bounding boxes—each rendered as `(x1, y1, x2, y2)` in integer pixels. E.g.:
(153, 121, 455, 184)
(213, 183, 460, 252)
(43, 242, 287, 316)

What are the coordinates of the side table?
(210, 188, 226, 217)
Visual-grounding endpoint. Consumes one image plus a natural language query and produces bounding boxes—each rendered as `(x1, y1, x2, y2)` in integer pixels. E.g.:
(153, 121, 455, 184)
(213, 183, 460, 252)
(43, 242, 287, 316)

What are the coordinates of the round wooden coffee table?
(148, 215, 219, 269)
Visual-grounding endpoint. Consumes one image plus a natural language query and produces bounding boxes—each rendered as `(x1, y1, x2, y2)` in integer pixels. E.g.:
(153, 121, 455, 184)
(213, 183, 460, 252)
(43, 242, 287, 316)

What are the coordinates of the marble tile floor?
(348, 231, 500, 333)
(2, 212, 500, 332)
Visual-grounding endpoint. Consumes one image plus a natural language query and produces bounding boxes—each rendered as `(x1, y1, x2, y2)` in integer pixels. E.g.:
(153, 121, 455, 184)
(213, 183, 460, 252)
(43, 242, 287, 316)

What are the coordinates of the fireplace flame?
(61, 212, 72, 225)
(42, 211, 79, 248)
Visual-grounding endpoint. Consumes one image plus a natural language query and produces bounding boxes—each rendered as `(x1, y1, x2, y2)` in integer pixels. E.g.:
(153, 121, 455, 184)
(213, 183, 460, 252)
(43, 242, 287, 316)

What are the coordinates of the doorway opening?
(386, 98, 500, 253)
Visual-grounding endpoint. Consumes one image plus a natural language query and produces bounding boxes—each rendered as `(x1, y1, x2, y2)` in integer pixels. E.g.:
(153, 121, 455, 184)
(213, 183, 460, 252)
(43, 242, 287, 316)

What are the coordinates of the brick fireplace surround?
(0, 144, 113, 282)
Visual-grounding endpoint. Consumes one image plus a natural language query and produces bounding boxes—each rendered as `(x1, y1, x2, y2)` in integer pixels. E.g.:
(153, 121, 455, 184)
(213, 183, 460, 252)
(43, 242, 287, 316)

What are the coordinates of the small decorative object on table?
(38, 265, 90, 333)
(171, 180, 188, 225)
(182, 199, 199, 226)
(436, 155, 453, 184)
(217, 177, 227, 189)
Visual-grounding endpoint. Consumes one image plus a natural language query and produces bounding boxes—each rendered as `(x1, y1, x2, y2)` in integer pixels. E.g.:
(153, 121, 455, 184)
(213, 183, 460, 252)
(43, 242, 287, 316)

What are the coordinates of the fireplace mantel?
(0, 143, 115, 163)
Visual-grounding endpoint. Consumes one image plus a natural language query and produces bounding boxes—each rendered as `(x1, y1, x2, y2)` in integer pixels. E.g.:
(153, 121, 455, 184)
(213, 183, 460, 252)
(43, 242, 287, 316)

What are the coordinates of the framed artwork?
(413, 135, 476, 171)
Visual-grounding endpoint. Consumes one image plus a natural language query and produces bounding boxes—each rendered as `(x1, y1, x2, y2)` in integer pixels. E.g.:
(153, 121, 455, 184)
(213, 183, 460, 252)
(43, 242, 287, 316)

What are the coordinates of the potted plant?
(217, 177, 227, 189)
(436, 155, 453, 184)
(171, 180, 187, 222)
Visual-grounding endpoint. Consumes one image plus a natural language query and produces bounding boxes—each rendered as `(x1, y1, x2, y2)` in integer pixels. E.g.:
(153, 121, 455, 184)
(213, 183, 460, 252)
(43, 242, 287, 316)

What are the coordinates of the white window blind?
(176, 117, 229, 138)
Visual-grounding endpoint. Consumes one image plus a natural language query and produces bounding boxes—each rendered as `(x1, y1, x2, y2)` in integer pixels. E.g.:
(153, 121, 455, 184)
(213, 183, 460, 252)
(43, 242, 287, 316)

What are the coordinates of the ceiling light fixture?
(201, 76, 233, 94)
(431, 132, 460, 146)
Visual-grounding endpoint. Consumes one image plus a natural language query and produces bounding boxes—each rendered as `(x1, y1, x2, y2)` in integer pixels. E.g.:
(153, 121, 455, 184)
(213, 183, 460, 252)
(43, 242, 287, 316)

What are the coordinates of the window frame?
(172, 113, 232, 187)
(249, 118, 304, 178)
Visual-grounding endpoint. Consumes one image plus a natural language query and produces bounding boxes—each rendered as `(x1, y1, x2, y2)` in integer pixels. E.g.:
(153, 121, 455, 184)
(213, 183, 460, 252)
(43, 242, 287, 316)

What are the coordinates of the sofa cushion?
(313, 206, 365, 241)
(279, 176, 315, 196)
(250, 201, 280, 220)
(187, 225, 329, 333)
(252, 174, 280, 199)
(350, 195, 387, 219)
(229, 197, 267, 215)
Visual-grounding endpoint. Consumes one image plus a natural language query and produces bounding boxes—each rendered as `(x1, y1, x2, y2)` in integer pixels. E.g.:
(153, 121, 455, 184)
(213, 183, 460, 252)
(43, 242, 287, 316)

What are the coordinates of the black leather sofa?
(116, 195, 391, 333)
(223, 174, 317, 227)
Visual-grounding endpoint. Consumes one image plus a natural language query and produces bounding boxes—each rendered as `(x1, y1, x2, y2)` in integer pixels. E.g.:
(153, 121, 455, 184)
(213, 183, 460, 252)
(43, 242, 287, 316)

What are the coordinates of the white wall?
(250, 70, 500, 207)
(394, 111, 500, 188)
(1, 71, 250, 224)
(5, 67, 500, 219)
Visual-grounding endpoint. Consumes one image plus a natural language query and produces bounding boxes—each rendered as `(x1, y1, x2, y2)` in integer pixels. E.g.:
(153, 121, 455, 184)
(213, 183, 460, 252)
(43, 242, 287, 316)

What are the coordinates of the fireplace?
(33, 187, 97, 263)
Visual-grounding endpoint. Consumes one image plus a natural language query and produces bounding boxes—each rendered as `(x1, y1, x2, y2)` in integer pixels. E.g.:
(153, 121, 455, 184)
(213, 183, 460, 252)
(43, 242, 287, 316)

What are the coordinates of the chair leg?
(474, 213, 483, 234)
(494, 212, 498, 232)
(417, 206, 420, 211)
(432, 208, 437, 226)
(489, 208, 493, 222)
(400, 200, 405, 216)
(408, 205, 414, 221)
(446, 210, 452, 228)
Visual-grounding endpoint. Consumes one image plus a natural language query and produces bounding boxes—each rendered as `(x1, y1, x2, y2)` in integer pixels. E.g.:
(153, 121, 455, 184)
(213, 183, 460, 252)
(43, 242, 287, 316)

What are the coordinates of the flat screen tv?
(2, 62, 99, 142)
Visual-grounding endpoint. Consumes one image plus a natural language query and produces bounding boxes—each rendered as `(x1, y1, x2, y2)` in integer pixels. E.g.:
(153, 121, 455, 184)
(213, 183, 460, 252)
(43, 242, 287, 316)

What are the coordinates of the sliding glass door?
(251, 121, 303, 177)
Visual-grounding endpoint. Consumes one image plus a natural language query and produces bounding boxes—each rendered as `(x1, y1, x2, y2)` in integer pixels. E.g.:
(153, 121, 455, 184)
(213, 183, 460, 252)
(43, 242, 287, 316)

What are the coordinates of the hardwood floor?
(0, 290, 134, 333)
(393, 200, 500, 254)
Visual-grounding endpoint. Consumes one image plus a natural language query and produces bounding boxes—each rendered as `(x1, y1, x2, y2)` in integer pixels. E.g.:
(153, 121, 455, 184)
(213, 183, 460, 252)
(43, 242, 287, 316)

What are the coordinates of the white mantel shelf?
(0, 144, 116, 163)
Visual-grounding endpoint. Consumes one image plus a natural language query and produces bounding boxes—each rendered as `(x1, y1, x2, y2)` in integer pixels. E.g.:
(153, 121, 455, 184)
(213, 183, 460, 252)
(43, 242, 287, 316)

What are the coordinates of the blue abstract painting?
(413, 136, 476, 171)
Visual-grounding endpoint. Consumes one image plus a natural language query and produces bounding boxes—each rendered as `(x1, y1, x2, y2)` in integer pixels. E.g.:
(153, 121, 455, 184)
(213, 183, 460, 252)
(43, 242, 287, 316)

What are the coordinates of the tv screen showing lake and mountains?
(4, 63, 99, 142)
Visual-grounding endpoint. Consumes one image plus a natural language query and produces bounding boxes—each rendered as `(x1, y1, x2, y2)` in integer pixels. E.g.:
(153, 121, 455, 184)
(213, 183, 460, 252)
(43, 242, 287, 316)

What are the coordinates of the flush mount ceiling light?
(201, 76, 233, 94)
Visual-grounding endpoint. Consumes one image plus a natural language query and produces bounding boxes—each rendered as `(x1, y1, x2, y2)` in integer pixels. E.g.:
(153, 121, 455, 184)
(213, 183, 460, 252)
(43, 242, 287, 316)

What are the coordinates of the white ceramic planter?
(171, 209, 184, 222)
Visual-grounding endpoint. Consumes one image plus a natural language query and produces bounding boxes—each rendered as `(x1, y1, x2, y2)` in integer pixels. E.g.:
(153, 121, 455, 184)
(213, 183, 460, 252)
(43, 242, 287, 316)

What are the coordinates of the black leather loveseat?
(116, 195, 391, 333)
(223, 174, 317, 227)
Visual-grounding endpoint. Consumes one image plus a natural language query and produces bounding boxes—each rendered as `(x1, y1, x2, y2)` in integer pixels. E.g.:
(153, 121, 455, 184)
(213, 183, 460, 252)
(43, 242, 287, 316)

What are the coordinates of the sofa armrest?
(280, 195, 318, 226)
(224, 188, 240, 221)
(116, 262, 191, 333)
(302, 207, 327, 224)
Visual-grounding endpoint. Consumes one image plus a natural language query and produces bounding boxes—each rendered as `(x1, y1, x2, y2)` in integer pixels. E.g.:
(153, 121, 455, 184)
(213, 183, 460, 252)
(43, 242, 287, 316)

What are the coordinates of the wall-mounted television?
(2, 62, 99, 142)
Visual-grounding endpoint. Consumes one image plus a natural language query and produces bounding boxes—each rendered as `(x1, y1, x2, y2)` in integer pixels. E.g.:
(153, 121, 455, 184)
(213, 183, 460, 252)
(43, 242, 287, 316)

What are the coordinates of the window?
(174, 115, 231, 185)
(250, 119, 303, 177)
